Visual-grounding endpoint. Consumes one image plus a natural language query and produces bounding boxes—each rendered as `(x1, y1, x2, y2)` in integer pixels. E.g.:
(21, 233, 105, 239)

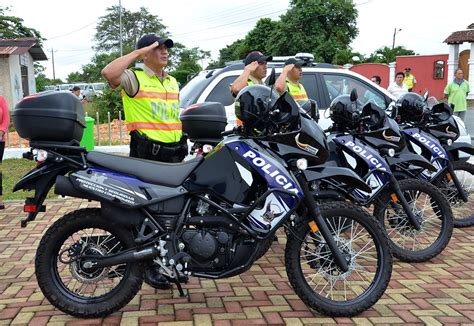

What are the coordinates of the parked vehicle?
(179, 54, 471, 157)
(83, 82, 106, 101)
(12, 83, 392, 317)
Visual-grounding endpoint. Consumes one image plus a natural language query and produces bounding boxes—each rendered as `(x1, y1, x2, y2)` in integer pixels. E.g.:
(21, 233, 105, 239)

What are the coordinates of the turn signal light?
(308, 220, 319, 232)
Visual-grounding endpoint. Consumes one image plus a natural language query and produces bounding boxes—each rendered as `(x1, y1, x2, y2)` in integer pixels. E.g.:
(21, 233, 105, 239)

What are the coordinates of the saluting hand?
(283, 64, 294, 73)
(136, 41, 160, 59)
(244, 61, 259, 73)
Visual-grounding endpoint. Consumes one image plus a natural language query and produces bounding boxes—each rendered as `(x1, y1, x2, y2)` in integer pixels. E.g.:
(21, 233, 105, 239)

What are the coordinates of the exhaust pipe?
(82, 246, 160, 270)
(55, 175, 95, 200)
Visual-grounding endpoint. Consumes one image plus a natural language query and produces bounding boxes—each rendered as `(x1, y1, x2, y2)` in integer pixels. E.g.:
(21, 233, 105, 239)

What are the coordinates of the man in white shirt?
(387, 72, 408, 99)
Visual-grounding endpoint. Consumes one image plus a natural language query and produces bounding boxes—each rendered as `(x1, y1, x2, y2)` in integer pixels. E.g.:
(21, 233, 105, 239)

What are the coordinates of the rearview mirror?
(350, 89, 358, 102)
(422, 90, 429, 101)
(267, 68, 276, 86)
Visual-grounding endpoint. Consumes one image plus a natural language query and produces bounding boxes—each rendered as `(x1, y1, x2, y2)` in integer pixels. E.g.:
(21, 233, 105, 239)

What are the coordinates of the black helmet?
(328, 95, 360, 131)
(395, 93, 427, 124)
(301, 99, 319, 122)
(235, 85, 299, 132)
(235, 85, 280, 130)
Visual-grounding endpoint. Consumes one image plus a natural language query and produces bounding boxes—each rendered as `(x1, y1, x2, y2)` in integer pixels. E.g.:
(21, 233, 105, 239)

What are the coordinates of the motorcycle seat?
(86, 151, 203, 187)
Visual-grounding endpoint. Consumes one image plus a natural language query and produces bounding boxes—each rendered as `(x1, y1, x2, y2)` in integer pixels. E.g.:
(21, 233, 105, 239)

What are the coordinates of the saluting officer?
(102, 34, 187, 163)
(275, 58, 309, 105)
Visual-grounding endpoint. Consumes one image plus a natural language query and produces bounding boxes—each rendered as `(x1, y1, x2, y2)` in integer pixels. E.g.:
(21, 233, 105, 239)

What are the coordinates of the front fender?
(304, 166, 371, 193)
(387, 152, 437, 172)
(445, 142, 474, 160)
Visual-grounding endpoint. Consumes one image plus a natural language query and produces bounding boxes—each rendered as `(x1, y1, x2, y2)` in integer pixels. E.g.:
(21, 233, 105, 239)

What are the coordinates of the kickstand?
(173, 278, 188, 298)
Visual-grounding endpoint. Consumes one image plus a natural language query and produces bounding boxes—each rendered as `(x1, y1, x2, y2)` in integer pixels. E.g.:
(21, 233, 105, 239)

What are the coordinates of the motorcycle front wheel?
(434, 161, 474, 227)
(285, 201, 392, 317)
(35, 208, 144, 318)
(374, 179, 453, 262)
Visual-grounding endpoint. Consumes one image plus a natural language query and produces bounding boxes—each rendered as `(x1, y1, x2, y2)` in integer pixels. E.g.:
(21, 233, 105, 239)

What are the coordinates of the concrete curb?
(4, 145, 130, 159)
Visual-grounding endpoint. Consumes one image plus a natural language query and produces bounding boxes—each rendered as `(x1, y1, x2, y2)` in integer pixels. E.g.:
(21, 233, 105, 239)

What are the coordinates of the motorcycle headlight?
(447, 139, 453, 146)
(387, 148, 395, 157)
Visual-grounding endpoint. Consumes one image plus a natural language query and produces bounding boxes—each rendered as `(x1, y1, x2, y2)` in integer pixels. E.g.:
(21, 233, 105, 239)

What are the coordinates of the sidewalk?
(1, 198, 474, 325)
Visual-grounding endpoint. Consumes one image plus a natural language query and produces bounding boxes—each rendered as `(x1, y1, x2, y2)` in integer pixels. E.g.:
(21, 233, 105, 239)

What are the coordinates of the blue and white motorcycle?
(12, 83, 392, 317)
(320, 92, 453, 263)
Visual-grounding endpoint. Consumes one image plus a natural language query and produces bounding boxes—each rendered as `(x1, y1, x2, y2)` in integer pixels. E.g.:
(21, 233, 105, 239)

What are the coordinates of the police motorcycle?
(321, 91, 453, 263)
(389, 92, 474, 227)
(12, 82, 392, 317)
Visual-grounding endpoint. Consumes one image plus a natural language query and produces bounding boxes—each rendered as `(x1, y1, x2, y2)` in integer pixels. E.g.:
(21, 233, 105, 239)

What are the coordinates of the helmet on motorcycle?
(328, 95, 360, 131)
(395, 92, 427, 124)
(235, 85, 298, 131)
(301, 99, 319, 122)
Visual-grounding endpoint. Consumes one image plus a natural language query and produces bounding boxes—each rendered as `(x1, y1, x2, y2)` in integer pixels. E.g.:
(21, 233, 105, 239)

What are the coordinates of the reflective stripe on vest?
(286, 80, 308, 104)
(403, 75, 415, 89)
(122, 70, 182, 143)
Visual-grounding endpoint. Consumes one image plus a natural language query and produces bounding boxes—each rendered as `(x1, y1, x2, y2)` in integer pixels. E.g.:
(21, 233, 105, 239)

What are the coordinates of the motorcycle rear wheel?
(35, 208, 144, 318)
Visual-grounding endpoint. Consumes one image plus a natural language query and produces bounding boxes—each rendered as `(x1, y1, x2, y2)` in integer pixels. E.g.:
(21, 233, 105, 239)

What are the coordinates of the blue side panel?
(333, 136, 392, 173)
(402, 128, 448, 170)
(89, 168, 149, 187)
(226, 141, 302, 207)
(333, 135, 391, 201)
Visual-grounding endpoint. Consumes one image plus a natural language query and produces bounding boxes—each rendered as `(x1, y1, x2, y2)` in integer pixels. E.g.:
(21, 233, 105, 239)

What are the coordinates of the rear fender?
(304, 166, 371, 193)
(13, 162, 72, 227)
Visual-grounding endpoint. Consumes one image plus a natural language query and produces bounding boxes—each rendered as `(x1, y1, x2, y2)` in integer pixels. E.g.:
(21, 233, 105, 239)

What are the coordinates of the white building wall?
(8, 55, 23, 107)
(27, 54, 36, 95)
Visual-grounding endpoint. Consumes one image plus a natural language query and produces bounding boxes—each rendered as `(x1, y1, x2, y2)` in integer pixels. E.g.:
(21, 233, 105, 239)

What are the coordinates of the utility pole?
(50, 48, 57, 81)
(119, 0, 123, 56)
(392, 28, 402, 50)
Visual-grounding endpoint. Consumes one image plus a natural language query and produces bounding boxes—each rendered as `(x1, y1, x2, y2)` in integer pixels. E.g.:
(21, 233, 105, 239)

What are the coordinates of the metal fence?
(5, 110, 128, 148)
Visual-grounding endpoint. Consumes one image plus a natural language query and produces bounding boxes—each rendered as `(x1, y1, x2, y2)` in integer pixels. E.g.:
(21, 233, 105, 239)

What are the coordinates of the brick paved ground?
(1, 199, 474, 325)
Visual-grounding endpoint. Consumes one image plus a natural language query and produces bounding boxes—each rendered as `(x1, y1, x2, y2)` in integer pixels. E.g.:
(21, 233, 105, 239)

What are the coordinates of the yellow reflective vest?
(122, 69, 182, 143)
(286, 80, 308, 104)
(403, 74, 416, 90)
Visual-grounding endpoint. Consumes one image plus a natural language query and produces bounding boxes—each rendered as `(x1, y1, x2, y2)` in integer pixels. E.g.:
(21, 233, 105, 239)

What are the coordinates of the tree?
(94, 6, 168, 53)
(333, 48, 364, 65)
(211, 18, 279, 67)
(170, 46, 210, 85)
(209, 39, 246, 68)
(67, 72, 84, 83)
(243, 18, 279, 55)
(366, 46, 416, 64)
(267, 0, 358, 63)
(81, 52, 120, 83)
(0, 6, 44, 44)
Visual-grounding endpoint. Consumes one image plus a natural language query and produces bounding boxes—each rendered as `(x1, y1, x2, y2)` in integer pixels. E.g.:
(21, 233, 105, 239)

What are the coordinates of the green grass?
(2, 158, 56, 200)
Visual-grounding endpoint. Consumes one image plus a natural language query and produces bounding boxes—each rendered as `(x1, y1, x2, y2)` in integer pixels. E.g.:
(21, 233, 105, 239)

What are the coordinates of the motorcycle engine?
(181, 227, 233, 271)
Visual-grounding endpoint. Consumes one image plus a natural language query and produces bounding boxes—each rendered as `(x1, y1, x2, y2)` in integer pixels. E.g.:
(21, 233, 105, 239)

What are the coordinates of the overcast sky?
(3, 0, 473, 80)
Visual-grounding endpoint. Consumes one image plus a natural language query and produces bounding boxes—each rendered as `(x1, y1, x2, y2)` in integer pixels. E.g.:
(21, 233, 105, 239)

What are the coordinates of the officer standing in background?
(403, 67, 417, 92)
(231, 51, 272, 96)
(101, 33, 187, 163)
(275, 58, 308, 104)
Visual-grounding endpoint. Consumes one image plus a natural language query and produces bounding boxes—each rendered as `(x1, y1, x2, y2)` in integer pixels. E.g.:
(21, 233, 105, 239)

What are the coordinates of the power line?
(190, 31, 249, 43)
(172, 9, 286, 38)
(46, 20, 97, 40)
(178, 1, 278, 26)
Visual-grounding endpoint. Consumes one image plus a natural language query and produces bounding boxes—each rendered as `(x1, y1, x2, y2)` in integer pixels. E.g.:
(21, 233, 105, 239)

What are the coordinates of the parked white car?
(180, 55, 471, 156)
